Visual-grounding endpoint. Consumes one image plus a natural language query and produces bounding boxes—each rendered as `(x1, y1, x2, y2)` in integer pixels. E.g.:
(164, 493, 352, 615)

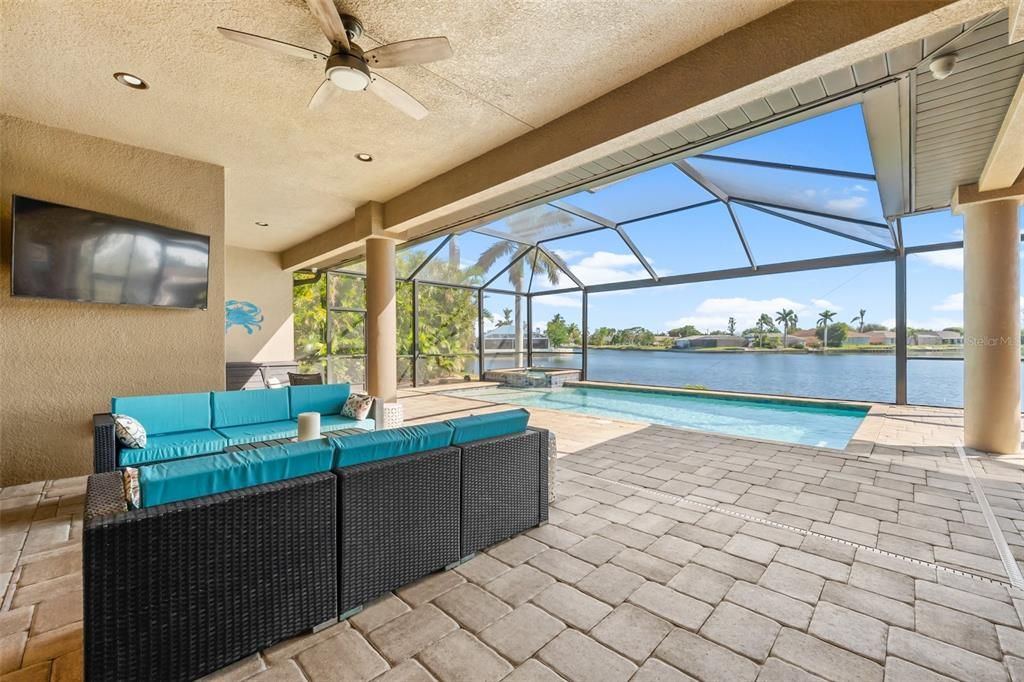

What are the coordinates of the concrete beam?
(281, 201, 391, 270)
(282, 0, 997, 271)
(978, 75, 1024, 192)
(953, 175, 1024, 212)
(1011, 0, 1023, 43)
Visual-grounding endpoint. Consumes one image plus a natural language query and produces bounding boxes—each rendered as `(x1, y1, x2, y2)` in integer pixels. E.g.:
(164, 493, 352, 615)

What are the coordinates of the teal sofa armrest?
(446, 409, 530, 445)
(330, 422, 454, 468)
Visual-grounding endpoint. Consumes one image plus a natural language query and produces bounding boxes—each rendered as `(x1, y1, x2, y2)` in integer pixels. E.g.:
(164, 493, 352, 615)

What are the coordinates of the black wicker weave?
(336, 447, 461, 615)
(92, 414, 117, 473)
(535, 427, 550, 525)
(84, 471, 338, 682)
(459, 429, 547, 557)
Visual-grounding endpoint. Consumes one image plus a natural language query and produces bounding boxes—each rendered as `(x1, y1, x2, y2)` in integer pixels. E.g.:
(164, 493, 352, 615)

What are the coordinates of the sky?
(393, 104, 1022, 336)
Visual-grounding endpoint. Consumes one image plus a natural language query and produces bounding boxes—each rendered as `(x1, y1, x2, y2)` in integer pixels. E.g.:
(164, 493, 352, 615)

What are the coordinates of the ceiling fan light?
(325, 53, 372, 91)
(329, 67, 371, 90)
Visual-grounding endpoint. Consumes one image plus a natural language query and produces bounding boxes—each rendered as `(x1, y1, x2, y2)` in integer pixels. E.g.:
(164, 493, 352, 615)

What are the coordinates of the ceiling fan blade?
(368, 73, 429, 120)
(217, 27, 326, 60)
(364, 37, 453, 68)
(305, 0, 350, 50)
(308, 80, 336, 110)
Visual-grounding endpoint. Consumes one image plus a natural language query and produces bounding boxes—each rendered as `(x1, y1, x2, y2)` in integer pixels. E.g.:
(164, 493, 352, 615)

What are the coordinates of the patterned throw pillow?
(112, 414, 147, 448)
(341, 393, 374, 421)
(123, 467, 141, 509)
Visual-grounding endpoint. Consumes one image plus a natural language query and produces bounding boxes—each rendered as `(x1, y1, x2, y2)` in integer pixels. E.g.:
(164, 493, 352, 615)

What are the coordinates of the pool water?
(442, 385, 869, 449)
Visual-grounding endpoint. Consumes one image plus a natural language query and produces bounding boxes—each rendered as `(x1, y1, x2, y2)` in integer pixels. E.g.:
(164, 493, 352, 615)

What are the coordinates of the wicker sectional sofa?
(93, 383, 379, 473)
(84, 407, 550, 682)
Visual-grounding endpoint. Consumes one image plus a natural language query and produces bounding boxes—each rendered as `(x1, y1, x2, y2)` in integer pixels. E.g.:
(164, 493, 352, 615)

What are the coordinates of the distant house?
(484, 327, 549, 350)
(748, 332, 805, 348)
(939, 330, 963, 344)
(910, 332, 941, 345)
(868, 331, 896, 345)
(674, 334, 747, 349)
(846, 332, 871, 345)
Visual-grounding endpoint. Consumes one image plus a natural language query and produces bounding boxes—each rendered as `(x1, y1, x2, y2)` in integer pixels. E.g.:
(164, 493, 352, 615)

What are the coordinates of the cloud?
(567, 251, 652, 285)
(532, 294, 580, 308)
(825, 196, 867, 212)
(665, 296, 807, 332)
(551, 249, 584, 261)
(811, 299, 841, 312)
(933, 292, 963, 312)
(914, 250, 963, 271)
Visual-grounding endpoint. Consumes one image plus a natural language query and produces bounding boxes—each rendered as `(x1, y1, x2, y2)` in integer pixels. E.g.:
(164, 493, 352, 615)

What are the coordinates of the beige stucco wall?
(0, 115, 226, 485)
(225, 246, 294, 363)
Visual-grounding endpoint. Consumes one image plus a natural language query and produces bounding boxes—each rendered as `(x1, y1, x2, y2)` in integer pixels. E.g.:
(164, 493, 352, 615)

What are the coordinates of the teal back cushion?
(138, 439, 333, 507)
(332, 422, 454, 468)
(288, 383, 351, 418)
(211, 389, 291, 428)
(111, 392, 211, 435)
(447, 409, 530, 445)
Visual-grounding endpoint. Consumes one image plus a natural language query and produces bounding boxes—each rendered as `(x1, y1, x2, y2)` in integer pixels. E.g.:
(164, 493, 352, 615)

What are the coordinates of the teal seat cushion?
(288, 384, 351, 418)
(320, 414, 375, 433)
(211, 389, 291, 429)
(111, 392, 211, 436)
(138, 439, 334, 507)
(331, 422, 453, 468)
(447, 409, 530, 445)
(118, 429, 228, 467)
(214, 420, 299, 446)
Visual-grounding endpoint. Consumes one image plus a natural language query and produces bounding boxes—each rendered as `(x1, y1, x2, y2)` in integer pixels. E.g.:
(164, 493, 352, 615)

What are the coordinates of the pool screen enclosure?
(299, 87, 1022, 406)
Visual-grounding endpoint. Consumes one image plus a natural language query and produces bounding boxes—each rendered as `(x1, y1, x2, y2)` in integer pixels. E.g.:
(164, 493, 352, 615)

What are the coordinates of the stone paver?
(589, 604, 672, 663)
(417, 630, 512, 682)
(530, 583, 611, 631)
(771, 628, 883, 682)
(700, 601, 781, 662)
(433, 583, 511, 633)
(478, 604, 565, 665)
(808, 601, 888, 663)
(627, 582, 713, 630)
(654, 628, 758, 682)
(537, 629, 637, 682)
(366, 605, 457, 663)
(295, 629, 389, 681)
(3, 399, 1022, 682)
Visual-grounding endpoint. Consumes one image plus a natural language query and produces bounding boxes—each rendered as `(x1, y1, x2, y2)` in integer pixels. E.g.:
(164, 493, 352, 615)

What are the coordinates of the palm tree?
(775, 308, 797, 350)
(851, 308, 867, 332)
(817, 309, 837, 350)
(474, 237, 566, 365)
(756, 313, 775, 348)
(727, 317, 736, 335)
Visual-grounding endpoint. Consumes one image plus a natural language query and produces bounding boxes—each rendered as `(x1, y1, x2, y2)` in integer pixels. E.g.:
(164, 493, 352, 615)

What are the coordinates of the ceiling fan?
(217, 0, 452, 119)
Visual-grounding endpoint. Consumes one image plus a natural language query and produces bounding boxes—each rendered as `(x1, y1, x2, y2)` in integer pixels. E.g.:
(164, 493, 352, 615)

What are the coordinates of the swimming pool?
(442, 385, 869, 449)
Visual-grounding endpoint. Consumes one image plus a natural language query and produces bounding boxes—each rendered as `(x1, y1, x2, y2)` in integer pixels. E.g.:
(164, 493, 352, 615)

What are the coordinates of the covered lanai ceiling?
(0, 0, 788, 252)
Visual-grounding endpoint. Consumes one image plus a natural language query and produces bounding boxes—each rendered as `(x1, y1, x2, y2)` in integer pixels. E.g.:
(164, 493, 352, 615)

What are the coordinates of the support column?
(366, 236, 398, 403)
(955, 190, 1022, 453)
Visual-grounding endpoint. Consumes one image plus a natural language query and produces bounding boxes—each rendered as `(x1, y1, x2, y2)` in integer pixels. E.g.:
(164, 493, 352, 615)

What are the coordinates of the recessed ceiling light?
(355, 153, 373, 162)
(255, 221, 269, 227)
(113, 72, 148, 89)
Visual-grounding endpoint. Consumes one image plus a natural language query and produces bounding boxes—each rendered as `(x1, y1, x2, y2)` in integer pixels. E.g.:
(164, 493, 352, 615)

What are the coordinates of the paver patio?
(3, 386, 1024, 681)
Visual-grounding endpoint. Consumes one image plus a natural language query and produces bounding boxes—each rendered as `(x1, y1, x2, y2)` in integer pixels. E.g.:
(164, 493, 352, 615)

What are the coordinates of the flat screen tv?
(11, 195, 210, 309)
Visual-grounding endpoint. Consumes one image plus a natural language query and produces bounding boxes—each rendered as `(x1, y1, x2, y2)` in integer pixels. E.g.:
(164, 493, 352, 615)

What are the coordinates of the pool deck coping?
(563, 380, 875, 411)
(429, 380, 883, 454)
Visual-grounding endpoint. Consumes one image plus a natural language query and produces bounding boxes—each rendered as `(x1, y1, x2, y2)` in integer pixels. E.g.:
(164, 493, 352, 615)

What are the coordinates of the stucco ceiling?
(0, 0, 789, 252)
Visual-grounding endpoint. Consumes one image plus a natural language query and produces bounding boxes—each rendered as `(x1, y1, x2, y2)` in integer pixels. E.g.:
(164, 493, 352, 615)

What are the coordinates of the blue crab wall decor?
(225, 300, 264, 335)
